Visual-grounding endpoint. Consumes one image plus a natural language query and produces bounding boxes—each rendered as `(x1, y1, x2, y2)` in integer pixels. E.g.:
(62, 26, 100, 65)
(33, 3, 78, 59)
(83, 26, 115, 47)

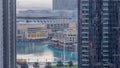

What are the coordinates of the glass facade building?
(0, 0, 16, 68)
(78, 0, 120, 68)
(53, 0, 77, 10)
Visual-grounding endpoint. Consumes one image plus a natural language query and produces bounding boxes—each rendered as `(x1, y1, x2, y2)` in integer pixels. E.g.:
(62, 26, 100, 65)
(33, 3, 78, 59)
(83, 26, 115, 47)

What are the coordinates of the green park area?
(52, 65, 78, 68)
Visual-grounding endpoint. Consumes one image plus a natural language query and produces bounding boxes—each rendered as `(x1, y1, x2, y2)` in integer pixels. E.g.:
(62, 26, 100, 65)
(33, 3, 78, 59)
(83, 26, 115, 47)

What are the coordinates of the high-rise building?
(78, 0, 120, 68)
(53, 0, 77, 10)
(111, 1, 120, 68)
(0, 0, 16, 68)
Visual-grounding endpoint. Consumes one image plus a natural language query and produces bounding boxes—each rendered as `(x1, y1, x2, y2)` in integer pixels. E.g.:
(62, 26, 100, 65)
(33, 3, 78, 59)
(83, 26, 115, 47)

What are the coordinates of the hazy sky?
(17, 0, 52, 10)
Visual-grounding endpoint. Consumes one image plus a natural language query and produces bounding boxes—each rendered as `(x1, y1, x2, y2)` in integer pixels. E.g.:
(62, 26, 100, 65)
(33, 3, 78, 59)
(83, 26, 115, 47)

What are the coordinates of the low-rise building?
(16, 16, 77, 42)
(17, 23, 48, 41)
(25, 27, 48, 40)
(51, 28, 77, 52)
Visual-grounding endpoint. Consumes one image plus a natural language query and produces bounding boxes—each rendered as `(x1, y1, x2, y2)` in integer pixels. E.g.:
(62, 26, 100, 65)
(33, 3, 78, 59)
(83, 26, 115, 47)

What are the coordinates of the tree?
(33, 62, 39, 68)
(68, 61, 73, 68)
(16, 63, 21, 68)
(21, 62, 28, 68)
(45, 62, 52, 68)
(57, 61, 64, 68)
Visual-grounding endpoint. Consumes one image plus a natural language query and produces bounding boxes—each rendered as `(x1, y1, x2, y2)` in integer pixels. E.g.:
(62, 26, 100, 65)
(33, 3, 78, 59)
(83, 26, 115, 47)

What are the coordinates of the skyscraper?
(53, 0, 77, 10)
(78, 0, 120, 68)
(0, 0, 16, 68)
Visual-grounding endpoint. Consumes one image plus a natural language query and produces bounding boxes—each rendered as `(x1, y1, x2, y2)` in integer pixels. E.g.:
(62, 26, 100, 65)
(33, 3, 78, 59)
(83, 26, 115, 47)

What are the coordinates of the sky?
(17, 0, 52, 10)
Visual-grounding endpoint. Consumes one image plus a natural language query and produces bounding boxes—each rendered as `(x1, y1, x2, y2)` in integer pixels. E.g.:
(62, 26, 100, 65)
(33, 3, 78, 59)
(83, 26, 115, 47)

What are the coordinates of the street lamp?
(71, 52, 73, 60)
(63, 35, 66, 62)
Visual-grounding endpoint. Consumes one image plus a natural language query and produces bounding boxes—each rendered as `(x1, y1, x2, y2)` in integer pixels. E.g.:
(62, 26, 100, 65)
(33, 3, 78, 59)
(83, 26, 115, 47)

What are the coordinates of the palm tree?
(45, 62, 52, 68)
(33, 62, 39, 68)
(21, 62, 28, 68)
(57, 61, 64, 68)
(68, 61, 73, 68)
(16, 63, 21, 68)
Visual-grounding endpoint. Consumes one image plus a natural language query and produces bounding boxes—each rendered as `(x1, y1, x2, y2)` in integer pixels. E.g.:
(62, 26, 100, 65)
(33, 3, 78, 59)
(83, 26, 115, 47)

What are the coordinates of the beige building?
(25, 28, 48, 40)
(51, 28, 78, 52)
(17, 23, 48, 41)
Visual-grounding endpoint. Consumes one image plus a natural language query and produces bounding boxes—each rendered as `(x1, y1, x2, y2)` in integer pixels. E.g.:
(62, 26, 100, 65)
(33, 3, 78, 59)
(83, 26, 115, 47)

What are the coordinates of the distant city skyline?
(17, 0, 52, 11)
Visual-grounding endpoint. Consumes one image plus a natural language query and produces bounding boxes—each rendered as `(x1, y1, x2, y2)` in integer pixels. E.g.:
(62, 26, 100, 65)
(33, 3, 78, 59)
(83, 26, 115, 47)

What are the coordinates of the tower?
(0, 0, 16, 68)
(78, 0, 119, 68)
(53, 0, 77, 10)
